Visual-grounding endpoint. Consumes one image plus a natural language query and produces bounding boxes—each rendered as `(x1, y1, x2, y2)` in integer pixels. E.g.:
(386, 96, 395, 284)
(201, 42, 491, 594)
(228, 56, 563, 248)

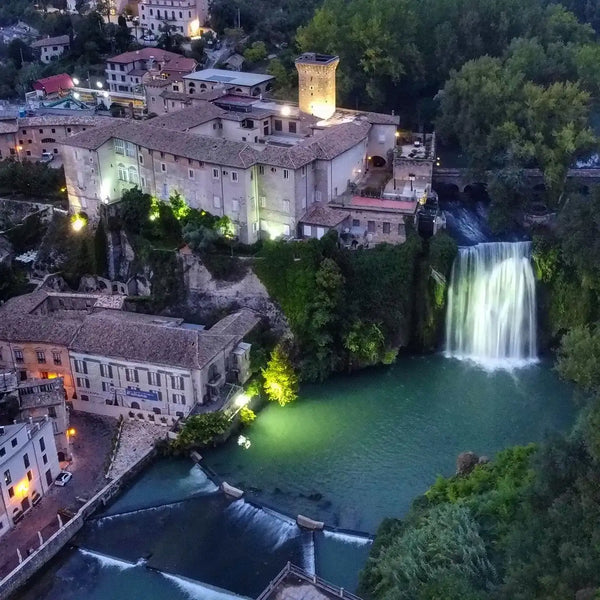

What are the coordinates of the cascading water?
(445, 241, 537, 369)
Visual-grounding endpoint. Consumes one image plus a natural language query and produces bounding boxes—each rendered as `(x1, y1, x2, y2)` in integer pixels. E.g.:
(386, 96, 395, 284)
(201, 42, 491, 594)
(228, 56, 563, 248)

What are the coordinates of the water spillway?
(445, 241, 537, 369)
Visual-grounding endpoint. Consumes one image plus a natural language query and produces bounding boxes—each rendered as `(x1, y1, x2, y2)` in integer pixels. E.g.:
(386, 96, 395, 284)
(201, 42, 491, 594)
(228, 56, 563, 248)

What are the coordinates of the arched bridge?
(433, 167, 600, 194)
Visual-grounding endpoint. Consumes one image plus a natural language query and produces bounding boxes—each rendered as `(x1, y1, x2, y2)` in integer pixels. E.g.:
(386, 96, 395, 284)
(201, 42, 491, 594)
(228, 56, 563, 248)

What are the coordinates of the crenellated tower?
(295, 53, 339, 120)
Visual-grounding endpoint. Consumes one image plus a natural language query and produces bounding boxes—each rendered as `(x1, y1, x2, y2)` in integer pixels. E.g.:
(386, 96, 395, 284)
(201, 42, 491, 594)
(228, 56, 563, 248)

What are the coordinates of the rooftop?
(33, 73, 74, 95)
(299, 203, 349, 227)
(295, 53, 339, 66)
(30, 34, 70, 48)
(107, 48, 197, 73)
(184, 69, 274, 87)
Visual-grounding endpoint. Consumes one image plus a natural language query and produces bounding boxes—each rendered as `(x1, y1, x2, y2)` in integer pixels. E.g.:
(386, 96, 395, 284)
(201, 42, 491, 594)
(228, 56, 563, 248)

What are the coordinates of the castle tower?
(295, 53, 339, 120)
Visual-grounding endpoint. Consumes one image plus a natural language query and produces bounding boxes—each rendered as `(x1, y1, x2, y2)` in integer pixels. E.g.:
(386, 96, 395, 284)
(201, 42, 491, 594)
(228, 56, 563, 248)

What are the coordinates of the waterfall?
(445, 241, 537, 369)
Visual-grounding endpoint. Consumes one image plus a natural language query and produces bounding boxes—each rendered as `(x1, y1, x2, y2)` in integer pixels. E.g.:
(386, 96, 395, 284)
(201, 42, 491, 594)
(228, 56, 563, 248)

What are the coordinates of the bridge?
(433, 167, 600, 193)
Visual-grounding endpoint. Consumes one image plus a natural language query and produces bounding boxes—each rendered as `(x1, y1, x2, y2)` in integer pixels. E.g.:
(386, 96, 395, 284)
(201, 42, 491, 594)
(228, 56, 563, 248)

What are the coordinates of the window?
(128, 166, 139, 184)
(352, 219, 360, 227)
(172, 393, 186, 404)
(253, 222, 258, 233)
(283, 224, 291, 236)
(74, 359, 87, 374)
(36, 351, 46, 364)
(27, 470, 32, 482)
(303, 224, 312, 236)
(212, 168, 220, 179)
(80, 395, 89, 402)
(259, 196, 266, 208)
(232, 199, 239, 212)
(11, 438, 17, 447)
(368, 221, 376, 233)
(188, 169, 194, 179)
(100, 364, 113, 378)
(282, 199, 290, 213)
(148, 372, 161, 386)
(76, 377, 90, 388)
(171, 375, 184, 390)
(161, 163, 167, 173)
(0, 448, 4, 457)
(114, 139, 125, 155)
(41, 372, 49, 379)
(51, 128, 55, 133)
(231, 171, 238, 182)
(52, 351, 61, 365)
(4, 470, 11, 485)
(14, 350, 24, 363)
(125, 368, 139, 383)
(258, 165, 264, 175)
(274, 119, 282, 132)
(283, 169, 289, 180)
(139, 154, 144, 165)
(383, 222, 391, 234)
(42, 453, 48, 464)
(101, 381, 111, 392)
(213, 196, 221, 209)
(45, 469, 51, 486)
(301, 166, 306, 176)
(118, 163, 127, 181)
(288, 122, 297, 134)
(8, 487, 14, 498)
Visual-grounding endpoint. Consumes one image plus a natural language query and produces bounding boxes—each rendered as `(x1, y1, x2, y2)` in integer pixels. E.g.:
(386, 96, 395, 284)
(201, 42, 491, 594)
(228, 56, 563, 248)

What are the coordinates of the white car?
(55, 471, 72, 487)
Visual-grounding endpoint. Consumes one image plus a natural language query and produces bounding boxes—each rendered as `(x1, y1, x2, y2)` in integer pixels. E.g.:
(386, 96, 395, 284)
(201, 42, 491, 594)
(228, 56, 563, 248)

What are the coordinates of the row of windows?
(114, 139, 136, 157)
(21, 128, 58, 135)
(9, 349, 61, 365)
(80, 392, 186, 405)
(118, 164, 139, 184)
(351, 218, 402, 235)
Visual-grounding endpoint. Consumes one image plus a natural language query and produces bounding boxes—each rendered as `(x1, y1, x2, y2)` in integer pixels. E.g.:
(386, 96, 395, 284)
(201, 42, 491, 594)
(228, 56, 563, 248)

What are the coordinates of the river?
(17, 355, 574, 599)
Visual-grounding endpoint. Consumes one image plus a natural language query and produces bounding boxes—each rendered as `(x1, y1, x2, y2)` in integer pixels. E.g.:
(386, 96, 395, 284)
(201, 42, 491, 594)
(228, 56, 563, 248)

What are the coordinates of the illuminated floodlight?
(73, 77, 79, 85)
(234, 393, 250, 408)
(280, 105, 291, 117)
(96, 81, 103, 88)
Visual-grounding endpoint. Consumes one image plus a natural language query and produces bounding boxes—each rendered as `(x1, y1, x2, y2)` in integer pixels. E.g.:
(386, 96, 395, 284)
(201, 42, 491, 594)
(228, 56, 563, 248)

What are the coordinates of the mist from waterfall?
(445, 241, 537, 369)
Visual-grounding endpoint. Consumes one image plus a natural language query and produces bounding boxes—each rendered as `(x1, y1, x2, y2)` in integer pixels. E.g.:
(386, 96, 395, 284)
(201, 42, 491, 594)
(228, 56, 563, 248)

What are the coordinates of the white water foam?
(183, 464, 219, 494)
(96, 500, 186, 524)
(323, 530, 373, 546)
(161, 572, 251, 600)
(78, 548, 137, 570)
(303, 534, 316, 575)
(445, 241, 538, 370)
(226, 499, 300, 549)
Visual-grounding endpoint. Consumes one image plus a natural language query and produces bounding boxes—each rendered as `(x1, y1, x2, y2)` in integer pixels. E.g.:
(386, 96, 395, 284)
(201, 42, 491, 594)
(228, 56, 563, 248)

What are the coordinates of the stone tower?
(295, 53, 339, 120)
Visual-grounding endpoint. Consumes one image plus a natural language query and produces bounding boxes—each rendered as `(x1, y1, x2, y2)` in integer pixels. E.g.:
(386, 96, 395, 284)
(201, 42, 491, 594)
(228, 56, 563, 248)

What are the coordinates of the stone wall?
(0, 448, 156, 600)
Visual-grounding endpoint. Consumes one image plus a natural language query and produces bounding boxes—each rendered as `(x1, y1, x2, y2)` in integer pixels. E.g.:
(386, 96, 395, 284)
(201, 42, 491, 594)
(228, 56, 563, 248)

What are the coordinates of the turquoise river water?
(17, 354, 575, 600)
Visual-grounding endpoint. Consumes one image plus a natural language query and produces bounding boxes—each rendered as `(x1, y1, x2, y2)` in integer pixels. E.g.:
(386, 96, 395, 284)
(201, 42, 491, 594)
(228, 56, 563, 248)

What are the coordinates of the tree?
(556, 325, 600, 393)
(243, 41, 267, 64)
(189, 38, 206, 64)
(119, 187, 151, 234)
(7, 39, 33, 69)
(344, 321, 385, 367)
(172, 412, 230, 452)
(262, 343, 298, 406)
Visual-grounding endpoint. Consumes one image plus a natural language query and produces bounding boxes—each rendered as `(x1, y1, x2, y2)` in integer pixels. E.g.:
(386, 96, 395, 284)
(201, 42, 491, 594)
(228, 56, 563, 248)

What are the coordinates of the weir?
(445, 241, 537, 369)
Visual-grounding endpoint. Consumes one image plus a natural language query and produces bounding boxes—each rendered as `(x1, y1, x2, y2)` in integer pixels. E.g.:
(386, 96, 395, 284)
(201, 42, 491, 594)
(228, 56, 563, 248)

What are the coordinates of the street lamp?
(96, 81, 103, 89)
(72, 77, 79, 85)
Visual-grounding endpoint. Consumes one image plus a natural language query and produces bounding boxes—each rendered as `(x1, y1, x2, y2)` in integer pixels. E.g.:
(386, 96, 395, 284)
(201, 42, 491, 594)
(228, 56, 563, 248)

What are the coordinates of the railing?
(256, 562, 364, 600)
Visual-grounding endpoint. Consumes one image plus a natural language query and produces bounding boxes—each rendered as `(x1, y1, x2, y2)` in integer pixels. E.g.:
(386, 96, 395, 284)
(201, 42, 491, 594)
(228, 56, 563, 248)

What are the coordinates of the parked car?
(55, 471, 72, 487)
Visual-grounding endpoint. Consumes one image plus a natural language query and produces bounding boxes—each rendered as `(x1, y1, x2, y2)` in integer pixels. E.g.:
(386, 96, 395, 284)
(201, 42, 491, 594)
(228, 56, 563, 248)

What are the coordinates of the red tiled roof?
(32, 73, 73, 95)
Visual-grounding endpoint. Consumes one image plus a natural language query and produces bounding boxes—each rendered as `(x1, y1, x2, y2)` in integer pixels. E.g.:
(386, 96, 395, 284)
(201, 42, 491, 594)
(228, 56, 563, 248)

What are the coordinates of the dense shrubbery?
(254, 231, 456, 382)
(170, 412, 230, 453)
(0, 160, 66, 201)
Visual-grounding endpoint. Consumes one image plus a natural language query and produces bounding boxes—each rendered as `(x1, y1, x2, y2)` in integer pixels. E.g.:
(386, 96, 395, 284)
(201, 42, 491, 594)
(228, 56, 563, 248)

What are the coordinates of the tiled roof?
(0, 119, 18, 134)
(33, 74, 73, 95)
(107, 48, 196, 73)
(150, 102, 226, 130)
(31, 34, 70, 48)
(63, 114, 371, 169)
(19, 115, 114, 127)
(207, 308, 261, 337)
(300, 203, 349, 227)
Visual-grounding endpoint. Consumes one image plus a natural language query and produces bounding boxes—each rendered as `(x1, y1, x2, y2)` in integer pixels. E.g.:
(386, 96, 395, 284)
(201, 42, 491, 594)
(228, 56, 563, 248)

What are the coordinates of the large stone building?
(61, 56, 437, 246)
(0, 290, 259, 423)
(0, 419, 60, 537)
(139, 0, 209, 37)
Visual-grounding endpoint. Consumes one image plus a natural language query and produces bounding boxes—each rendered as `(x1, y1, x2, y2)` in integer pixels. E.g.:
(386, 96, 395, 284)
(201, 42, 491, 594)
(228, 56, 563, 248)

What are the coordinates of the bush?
(239, 406, 256, 425)
(171, 412, 230, 452)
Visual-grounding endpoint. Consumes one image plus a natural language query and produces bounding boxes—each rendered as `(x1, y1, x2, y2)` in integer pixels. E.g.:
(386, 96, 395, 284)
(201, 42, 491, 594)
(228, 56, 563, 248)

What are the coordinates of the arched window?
(188, 82, 196, 94)
(41, 137, 56, 143)
(199, 83, 206, 90)
(130, 401, 140, 409)
(117, 163, 127, 181)
(128, 166, 139, 184)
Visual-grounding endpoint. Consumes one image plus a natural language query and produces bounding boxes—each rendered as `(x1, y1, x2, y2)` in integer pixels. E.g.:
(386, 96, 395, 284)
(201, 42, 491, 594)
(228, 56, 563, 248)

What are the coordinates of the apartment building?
(139, 0, 209, 37)
(30, 35, 70, 64)
(0, 419, 60, 538)
(105, 48, 197, 94)
(183, 70, 274, 98)
(0, 290, 259, 423)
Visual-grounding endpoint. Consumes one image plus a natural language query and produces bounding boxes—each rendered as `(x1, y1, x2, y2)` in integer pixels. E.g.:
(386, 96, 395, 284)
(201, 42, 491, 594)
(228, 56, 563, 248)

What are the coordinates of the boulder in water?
(456, 451, 479, 476)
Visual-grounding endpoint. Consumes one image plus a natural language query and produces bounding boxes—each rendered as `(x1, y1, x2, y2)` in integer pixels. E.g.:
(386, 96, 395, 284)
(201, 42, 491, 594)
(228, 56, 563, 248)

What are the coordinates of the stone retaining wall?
(0, 448, 156, 600)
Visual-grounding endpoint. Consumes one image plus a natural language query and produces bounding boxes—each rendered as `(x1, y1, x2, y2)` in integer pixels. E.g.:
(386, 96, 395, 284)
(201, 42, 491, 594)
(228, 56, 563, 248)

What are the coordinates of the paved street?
(0, 412, 117, 579)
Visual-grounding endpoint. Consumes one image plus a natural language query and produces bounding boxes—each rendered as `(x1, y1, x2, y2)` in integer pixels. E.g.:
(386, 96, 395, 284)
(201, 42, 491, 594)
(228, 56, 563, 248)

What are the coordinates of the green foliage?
(169, 191, 190, 221)
(344, 321, 385, 367)
(262, 343, 298, 406)
(119, 187, 152, 234)
(556, 324, 600, 393)
(93, 219, 108, 277)
(0, 160, 66, 199)
(0, 264, 29, 302)
(243, 41, 267, 64)
(171, 412, 230, 452)
(365, 504, 496, 600)
(239, 406, 256, 425)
